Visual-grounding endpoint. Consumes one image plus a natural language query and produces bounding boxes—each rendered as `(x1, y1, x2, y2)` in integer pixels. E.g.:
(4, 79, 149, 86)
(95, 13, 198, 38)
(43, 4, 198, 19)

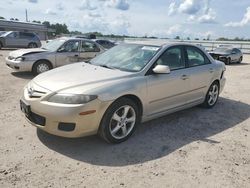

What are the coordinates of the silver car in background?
(6, 37, 105, 75)
(209, 47, 243, 65)
(20, 42, 226, 143)
(0, 31, 41, 49)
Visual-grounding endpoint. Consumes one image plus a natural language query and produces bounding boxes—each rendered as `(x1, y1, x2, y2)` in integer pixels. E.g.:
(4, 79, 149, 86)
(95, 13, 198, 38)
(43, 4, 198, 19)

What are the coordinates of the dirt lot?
(0, 49, 250, 188)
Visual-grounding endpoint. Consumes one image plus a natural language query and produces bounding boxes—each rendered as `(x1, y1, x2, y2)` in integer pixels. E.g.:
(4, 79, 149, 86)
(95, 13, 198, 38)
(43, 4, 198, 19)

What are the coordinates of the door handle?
(181, 75, 189, 80)
(209, 68, 214, 73)
(74, 54, 79, 57)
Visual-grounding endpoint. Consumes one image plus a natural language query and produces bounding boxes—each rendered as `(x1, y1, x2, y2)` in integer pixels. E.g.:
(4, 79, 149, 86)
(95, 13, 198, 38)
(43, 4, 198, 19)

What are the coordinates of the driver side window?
(59, 41, 79, 52)
(156, 47, 185, 70)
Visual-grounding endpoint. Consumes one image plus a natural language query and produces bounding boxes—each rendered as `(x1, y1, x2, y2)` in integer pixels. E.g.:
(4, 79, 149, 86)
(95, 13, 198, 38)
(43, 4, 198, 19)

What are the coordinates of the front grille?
(28, 111, 46, 126)
(26, 82, 49, 98)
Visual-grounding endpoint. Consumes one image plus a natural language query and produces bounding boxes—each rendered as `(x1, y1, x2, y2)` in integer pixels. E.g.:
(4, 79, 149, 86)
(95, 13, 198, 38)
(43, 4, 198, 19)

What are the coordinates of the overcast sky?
(0, 0, 250, 39)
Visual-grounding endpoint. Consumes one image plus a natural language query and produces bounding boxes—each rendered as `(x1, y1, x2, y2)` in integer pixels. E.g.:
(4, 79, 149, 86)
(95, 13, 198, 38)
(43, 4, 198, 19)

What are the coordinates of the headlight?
(47, 93, 97, 104)
(15, 56, 25, 61)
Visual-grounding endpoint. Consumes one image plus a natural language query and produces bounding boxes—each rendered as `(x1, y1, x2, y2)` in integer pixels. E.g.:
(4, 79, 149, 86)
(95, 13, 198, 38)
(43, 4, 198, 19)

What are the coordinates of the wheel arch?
(112, 94, 143, 117)
(32, 59, 53, 69)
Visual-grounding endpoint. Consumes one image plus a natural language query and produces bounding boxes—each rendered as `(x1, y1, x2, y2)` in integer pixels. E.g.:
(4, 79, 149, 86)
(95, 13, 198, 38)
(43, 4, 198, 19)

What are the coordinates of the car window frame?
(146, 45, 186, 75)
(184, 45, 211, 68)
(57, 40, 80, 53)
(80, 40, 100, 53)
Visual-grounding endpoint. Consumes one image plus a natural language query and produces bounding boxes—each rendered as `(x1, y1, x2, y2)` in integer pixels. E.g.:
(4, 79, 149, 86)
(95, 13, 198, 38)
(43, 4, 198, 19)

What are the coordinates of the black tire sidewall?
(32, 61, 51, 75)
(203, 82, 220, 108)
(99, 98, 140, 143)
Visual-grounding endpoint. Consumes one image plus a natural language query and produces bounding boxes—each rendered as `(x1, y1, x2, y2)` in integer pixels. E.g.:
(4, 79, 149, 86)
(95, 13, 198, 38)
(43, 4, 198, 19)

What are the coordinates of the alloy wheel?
(109, 105, 136, 140)
(208, 84, 219, 106)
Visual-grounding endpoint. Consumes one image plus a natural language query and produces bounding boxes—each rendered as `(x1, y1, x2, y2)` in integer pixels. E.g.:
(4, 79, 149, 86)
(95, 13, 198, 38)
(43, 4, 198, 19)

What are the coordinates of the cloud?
(151, 24, 182, 38)
(28, 0, 38, 3)
(179, 0, 201, 15)
(105, 0, 130, 11)
(56, 3, 64, 11)
(79, 0, 97, 10)
(198, 8, 216, 24)
(45, 8, 57, 15)
(168, 0, 217, 24)
(88, 12, 102, 18)
(225, 7, 250, 27)
(168, 2, 177, 16)
(68, 13, 130, 35)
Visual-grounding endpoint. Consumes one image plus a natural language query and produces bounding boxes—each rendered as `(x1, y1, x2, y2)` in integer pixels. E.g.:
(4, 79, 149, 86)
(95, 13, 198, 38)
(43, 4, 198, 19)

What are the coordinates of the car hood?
(32, 63, 133, 92)
(208, 51, 230, 56)
(9, 48, 48, 58)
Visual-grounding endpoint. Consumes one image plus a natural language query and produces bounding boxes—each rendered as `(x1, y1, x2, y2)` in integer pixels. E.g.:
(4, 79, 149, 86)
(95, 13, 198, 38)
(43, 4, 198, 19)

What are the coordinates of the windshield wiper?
(99, 64, 114, 69)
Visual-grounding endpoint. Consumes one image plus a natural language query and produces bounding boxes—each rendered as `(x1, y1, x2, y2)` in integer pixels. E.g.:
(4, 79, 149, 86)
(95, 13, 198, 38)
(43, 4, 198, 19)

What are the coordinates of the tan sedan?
(20, 42, 226, 143)
(6, 37, 105, 75)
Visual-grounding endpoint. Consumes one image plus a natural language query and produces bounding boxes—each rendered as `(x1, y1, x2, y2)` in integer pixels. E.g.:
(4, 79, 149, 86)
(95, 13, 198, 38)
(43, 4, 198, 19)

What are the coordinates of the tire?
(28, 42, 37, 48)
(0, 42, 2, 49)
(225, 57, 231, 65)
(98, 98, 140, 144)
(32, 60, 52, 75)
(238, 56, 243, 63)
(202, 81, 220, 108)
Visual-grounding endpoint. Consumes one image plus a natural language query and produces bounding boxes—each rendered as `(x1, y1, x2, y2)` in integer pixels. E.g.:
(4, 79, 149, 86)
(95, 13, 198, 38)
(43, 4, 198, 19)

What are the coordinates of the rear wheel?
(238, 56, 243, 63)
(99, 98, 140, 143)
(32, 60, 52, 75)
(28, 42, 37, 48)
(202, 82, 220, 108)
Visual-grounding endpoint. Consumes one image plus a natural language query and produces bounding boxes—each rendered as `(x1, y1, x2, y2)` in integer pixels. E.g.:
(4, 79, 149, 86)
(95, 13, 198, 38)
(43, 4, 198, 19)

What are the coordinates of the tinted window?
(81, 41, 100, 52)
(20, 32, 35, 39)
(59, 40, 79, 52)
(7, 32, 18, 38)
(186, 46, 210, 67)
(156, 47, 185, 70)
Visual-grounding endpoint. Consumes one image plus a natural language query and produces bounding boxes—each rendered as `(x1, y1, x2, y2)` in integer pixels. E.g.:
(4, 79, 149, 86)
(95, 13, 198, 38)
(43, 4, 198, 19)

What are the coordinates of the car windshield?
(214, 48, 232, 53)
(42, 39, 66, 51)
(90, 44, 160, 72)
(0, 31, 6, 36)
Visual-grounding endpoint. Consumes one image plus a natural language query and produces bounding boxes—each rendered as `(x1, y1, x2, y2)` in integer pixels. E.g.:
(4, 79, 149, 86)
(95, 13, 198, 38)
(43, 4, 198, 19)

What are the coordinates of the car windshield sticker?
(142, 46, 159, 51)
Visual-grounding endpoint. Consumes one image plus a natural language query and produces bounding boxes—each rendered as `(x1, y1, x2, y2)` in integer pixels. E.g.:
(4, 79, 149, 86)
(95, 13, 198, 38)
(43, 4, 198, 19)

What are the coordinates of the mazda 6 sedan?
(20, 42, 226, 143)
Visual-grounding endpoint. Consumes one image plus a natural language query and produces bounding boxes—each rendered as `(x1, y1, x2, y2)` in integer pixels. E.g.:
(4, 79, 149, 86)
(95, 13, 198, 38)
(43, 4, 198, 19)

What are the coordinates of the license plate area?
(20, 99, 31, 117)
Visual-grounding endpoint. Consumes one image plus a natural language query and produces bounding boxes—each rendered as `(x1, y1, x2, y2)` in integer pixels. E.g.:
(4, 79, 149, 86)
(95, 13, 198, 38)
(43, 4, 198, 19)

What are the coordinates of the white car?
(6, 37, 105, 75)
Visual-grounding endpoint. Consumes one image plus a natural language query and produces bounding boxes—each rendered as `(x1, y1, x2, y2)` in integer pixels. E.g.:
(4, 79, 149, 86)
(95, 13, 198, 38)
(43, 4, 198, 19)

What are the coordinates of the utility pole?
(25, 9, 28, 22)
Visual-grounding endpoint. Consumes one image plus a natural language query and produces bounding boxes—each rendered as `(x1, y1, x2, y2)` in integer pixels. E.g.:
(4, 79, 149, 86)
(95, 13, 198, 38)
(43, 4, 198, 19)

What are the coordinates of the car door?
(78, 41, 101, 62)
(55, 40, 80, 67)
(146, 46, 191, 116)
(183, 45, 214, 102)
(19, 32, 30, 47)
(5, 31, 19, 47)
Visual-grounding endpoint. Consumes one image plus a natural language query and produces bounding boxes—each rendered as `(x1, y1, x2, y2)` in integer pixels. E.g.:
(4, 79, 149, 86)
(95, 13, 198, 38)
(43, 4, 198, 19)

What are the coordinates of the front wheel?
(238, 56, 243, 63)
(32, 60, 52, 75)
(99, 98, 140, 143)
(225, 57, 231, 65)
(202, 82, 220, 108)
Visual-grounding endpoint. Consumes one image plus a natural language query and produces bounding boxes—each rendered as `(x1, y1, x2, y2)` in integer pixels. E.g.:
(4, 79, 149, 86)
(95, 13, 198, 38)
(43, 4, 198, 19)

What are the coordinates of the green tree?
(0, 16, 5, 20)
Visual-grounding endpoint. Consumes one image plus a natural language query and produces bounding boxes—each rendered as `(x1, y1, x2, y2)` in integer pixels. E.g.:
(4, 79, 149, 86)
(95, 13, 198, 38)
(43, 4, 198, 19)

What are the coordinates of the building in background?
(0, 19, 54, 40)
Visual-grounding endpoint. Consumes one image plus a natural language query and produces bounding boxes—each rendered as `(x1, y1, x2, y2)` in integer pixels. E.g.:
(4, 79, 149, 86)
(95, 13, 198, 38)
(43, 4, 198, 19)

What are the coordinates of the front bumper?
(220, 77, 226, 94)
(5, 57, 34, 72)
(21, 87, 112, 138)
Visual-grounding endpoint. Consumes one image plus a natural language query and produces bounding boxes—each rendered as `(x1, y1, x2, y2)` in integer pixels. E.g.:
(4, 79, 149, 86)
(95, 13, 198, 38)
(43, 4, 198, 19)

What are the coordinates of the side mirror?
(153, 65, 170, 74)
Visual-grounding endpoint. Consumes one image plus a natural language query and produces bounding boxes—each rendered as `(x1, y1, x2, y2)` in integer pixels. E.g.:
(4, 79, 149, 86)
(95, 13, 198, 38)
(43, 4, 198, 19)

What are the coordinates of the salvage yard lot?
(0, 49, 250, 188)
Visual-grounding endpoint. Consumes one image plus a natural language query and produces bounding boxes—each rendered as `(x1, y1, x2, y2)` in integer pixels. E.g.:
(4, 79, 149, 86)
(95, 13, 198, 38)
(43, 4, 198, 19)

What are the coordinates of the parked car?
(94, 39, 116, 49)
(20, 42, 226, 143)
(6, 37, 105, 75)
(209, 47, 243, 64)
(0, 31, 41, 49)
(0, 31, 6, 36)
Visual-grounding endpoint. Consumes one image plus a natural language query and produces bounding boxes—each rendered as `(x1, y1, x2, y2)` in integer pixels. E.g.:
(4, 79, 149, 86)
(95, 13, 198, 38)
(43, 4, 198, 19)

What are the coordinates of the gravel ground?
(0, 49, 250, 188)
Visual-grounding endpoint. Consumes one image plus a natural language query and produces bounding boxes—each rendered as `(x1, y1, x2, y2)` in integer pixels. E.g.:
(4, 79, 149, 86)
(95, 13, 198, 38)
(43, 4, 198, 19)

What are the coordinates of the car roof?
(125, 40, 202, 48)
(57, 37, 97, 43)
